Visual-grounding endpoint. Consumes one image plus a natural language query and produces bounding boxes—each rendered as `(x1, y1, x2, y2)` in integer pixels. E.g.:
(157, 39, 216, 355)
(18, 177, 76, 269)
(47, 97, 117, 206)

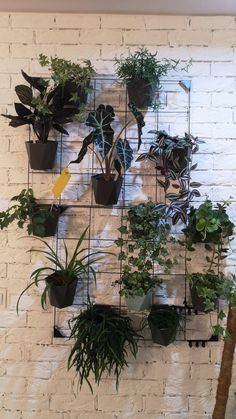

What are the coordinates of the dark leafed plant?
(16, 226, 104, 311)
(148, 305, 182, 330)
(0, 188, 64, 236)
(115, 201, 177, 297)
(137, 130, 203, 225)
(2, 70, 78, 142)
(114, 47, 190, 83)
(70, 103, 145, 180)
(68, 303, 140, 392)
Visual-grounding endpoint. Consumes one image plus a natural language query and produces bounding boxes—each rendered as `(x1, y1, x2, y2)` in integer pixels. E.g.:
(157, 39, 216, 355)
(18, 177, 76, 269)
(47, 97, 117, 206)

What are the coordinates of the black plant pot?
(58, 80, 90, 109)
(46, 274, 78, 308)
(91, 175, 123, 206)
(148, 306, 178, 346)
(127, 78, 155, 108)
(190, 286, 217, 313)
(26, 141, 58, 170)
(31, 205, 62, 237)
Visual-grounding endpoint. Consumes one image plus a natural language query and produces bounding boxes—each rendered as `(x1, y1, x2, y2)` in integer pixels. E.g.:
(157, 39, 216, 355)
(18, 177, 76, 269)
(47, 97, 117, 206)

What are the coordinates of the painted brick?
(101, 15, 146, 29)
(144, 396, 188, 413)
(190, 16, 235, 29)
(35, 29, 79, 45)
(145, 15, 189, 30)
(55, 14, 100, 29)
(168, 30, 212, 47)
(11, 13, 55, 28)
(124, 30, 168, 46)
(97, 395, 143, 412)
(80, 29, 122, 45)
(0, 28, 34, 43)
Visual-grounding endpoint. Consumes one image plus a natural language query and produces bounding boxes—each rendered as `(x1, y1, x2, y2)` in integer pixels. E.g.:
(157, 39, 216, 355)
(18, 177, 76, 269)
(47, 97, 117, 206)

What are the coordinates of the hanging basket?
(91, 174, 123, 206)
(126, 78, 155, 108)
(26, 141, 58, 170)
(46, 274, 78, 308)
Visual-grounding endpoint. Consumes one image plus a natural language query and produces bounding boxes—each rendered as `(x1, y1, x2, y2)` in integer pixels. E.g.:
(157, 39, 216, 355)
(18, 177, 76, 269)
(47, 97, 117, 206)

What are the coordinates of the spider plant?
(16, 226, 105, 311)
(68, 302, 141, 392)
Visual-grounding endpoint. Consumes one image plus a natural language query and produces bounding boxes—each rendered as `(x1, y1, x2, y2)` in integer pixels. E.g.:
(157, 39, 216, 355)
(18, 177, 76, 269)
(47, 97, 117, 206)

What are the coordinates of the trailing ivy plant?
(68, 303, 140, 392)
(70, 103, 145, 180)
(114, 48, 190, 84)
(115, 200, 177, 297)
(137, 130, 203, 225)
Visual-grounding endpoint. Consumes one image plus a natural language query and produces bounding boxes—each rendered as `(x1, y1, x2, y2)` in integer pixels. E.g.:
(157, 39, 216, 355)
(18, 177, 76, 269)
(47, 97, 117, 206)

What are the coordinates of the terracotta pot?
(26, 141, 57, 170)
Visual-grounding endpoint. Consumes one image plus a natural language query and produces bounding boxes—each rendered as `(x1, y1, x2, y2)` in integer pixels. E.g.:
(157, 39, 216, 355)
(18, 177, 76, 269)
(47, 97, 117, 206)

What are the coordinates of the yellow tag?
(52, 167, 71, 198)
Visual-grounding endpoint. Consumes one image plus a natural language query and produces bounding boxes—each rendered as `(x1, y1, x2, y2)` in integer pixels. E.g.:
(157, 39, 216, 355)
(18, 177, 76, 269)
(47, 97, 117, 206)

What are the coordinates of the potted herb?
(0, 188, 65, 237)
(115, 201, 177, 311)
(16, 227, 104, 310)
(70, 103, 145, 206)
(147, 305, 182, 346)
(68, 302, 140, 392)
(2, 70, 77, 170)
(114, 48, 190, 108)
(39, 54, 95, 109)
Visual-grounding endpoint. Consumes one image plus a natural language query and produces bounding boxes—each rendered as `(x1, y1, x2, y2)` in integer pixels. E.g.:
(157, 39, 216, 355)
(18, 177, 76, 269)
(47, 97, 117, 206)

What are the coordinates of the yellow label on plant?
(52, 167, 71, 198)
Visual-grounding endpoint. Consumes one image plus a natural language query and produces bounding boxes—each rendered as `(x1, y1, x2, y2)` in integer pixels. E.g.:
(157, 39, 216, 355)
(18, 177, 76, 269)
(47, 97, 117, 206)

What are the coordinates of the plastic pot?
(46, 274, 78, 308)
(31, 205, 62, 237)
(126, 78, 155, 108)
(26, 141, 58, 170)
(148, 306, 179, 346)
(91, 174, 123, 205)
(190, 286, 217, 313)
(126, 291, 152, 311)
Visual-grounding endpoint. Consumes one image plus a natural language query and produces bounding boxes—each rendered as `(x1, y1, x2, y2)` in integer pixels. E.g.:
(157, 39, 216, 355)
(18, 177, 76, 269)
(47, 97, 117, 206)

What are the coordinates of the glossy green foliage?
(68, 303, 140, 392)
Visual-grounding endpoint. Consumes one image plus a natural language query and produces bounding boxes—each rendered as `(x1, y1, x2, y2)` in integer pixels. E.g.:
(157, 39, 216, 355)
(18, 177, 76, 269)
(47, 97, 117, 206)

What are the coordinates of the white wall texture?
(0, 12, 236, 419)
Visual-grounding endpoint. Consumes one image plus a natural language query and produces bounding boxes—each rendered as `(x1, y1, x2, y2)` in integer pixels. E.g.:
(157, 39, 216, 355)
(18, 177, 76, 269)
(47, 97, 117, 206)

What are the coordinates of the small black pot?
(31, 205, 63, 237)
(148, 306, 179, 346)
(127, 78, 155, 108)
(190, 286, 217, 313)
(26, 141, 58, 170)
(91, 174, 123, 205)
(46, 274, 78, 308)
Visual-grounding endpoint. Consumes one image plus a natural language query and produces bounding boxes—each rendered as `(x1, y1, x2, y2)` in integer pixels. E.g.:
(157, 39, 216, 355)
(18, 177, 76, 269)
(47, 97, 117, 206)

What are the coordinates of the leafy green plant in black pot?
(16, 227, 104, 310)
(68, 302, 140, 392)
(0, 188, 65, 237)
(2, 69, 78, 170)
(188, 272, 226, 313)
(147, 305, 182, 346)
(115, 200, 177, 311)
(114, 48, 190, 108)
(39, 54, 95, 109)
(70, 103, 145, 206)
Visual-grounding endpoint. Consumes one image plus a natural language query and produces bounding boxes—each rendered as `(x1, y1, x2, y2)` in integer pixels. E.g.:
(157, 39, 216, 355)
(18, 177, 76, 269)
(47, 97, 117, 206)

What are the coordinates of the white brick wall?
(0, 11, 236, 419)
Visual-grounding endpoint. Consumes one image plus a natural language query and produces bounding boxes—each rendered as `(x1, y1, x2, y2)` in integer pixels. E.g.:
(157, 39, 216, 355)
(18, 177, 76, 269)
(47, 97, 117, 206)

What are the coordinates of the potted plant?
(2, 70, 78, 170)
(183, 199, 234, 248)
(115, 201, 177, 311)
(147, 304, 182, 346)
(16, 227, 105, 310)
(67, 302, 140, 392)
(70, 103, 145, 206)
(38, 54, 95, 109)
(188, 272, 226, 312)
(0, 188, 65, 237)
(114, 48, 190, 108)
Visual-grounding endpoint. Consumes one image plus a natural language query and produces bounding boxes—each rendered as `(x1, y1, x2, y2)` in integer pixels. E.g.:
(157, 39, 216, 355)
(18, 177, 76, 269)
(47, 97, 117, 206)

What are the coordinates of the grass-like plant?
(16, 226, 104, 311)
(68, 303, 140, 392)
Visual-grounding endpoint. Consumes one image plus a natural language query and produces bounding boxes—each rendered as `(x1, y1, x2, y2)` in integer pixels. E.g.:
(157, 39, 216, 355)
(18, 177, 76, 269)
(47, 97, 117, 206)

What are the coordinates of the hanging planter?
(188, 272, 222, 313)
(26, 141, 58, 170)
(46, 273, 78, 308)
(70, 104, 145, 207)
(91, 174, 123, 205)
(126, 78, 154, 108)
(31, 204, 65, 237)
(126, 290, 152, 311)
(148, 305, 181, 346)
